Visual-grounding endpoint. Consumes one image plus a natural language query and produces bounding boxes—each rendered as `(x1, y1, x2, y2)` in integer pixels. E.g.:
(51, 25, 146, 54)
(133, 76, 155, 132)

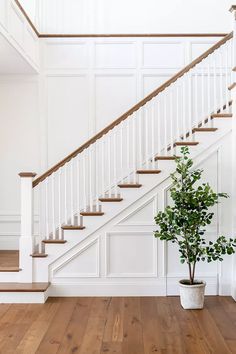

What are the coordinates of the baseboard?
(49, 281, 167, 296)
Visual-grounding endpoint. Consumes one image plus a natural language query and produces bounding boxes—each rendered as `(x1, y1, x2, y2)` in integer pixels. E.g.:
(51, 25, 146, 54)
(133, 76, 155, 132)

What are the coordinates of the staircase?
(1, 30, 236, 302)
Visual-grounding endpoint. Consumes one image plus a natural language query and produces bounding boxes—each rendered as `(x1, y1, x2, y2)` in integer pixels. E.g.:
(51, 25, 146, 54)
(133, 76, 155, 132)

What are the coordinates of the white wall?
(0, 76, 40, 249)
(38, 0, 232, 34)
(41, 36, 222, 166)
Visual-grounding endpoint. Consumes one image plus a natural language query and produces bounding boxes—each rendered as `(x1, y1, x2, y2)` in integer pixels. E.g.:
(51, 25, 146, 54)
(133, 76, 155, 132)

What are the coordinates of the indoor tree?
(154, 146, 236, 285)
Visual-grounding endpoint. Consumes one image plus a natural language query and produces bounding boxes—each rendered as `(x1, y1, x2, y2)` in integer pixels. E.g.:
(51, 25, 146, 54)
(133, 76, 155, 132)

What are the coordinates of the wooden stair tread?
(136, 170, 161, 174)
(155, 156, 179, 161)
(193, 128, 218, 132)
(118, 183, 142, 188)
(43, 239, 67, 244)
(0, 267, 21, 272)
(80, 211, 104, 216)
(31, 253, 48, 258)
(211, 113, 232, 118)
(174, 141, 199, 146)
(0, 282, 50, 292)
(99, 196, 123, 202)
(62, 225, 85, 230)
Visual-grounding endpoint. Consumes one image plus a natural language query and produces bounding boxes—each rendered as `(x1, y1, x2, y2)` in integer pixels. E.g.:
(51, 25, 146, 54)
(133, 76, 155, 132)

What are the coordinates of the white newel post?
(19, 172, 36, 282)
(230, 5, 236, 300)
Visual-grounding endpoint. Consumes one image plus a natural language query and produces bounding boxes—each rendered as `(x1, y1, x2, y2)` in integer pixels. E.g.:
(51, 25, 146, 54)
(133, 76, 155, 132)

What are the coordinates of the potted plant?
(154, 146, 236, 309)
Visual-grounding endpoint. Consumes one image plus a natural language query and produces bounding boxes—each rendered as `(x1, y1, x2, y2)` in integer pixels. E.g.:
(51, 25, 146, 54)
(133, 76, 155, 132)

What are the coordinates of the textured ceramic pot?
(179, 280, 206, 309)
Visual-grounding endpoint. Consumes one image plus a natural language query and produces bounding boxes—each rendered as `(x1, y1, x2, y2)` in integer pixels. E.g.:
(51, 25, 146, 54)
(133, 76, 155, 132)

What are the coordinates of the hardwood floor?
(0, 296, 235, 353)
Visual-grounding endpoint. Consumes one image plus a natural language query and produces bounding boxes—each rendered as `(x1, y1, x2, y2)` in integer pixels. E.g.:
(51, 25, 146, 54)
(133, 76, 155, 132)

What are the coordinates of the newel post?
(19, 172, 36, 282)
(230, 5, 236, 300)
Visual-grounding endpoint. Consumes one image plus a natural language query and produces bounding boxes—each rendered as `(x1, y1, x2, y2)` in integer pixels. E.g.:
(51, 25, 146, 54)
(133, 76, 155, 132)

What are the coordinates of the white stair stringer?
(32, 117, 232, 291)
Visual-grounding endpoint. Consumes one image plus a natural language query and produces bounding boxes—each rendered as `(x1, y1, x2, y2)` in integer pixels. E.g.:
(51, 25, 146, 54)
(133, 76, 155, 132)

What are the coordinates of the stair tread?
(136, 170, 161, 174)
(228, 82, 236, 90)
(43, 239, 67, 244)
(174, 141, 199, 146)
(118, 183, 142, 188)
(80, 211, 104, 216)
(0, 267, 21, 272)
(211, 113, 232, 118)
(0, 282, 50, 292)
(193, 128, 218, 132)
(155, 156, 179, 161)
(31, 253, 48, 258)
(62, 225, 85, 230)
(99, 196, 123, 202)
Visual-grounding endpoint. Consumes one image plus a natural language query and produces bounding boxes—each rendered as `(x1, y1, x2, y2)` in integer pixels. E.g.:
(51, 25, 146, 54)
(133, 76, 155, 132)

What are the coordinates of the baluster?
(225, 42, 230, 110)
(182, 77, 187, 140)
(45, 179, 49, 239)
(58, 169, 62, 239)
(108, 133, 112, 197)
(120, 121, 124, 184)
(201, 64, 205, 126)
(51, 174, 55, 239)
(113, 129, 118, 197)
(151, 101, 155, 168)
(157, 98, 161, 156)
(207, 55, 211, 127)
(213, 52, 217, 113)
(89, 147, 93, 211)
(188, 74, 193, 139)
(76, 157, 81, 224)
(127, 119, 131, 180)
(170, 88, 174, 151)
(176, 85, 180, 142)
(64, 163, 68, 223)
(102, 137, 105, 196)
(163, 93, 168, 152)
(145, 106, 150, 168)
(38, 184, 42, 253)
(139, 109, 143, 168)
(219, 48, 224, 113)
(194, 69, 198, 128)
(95, 141, 100, 210)
(70, 160, 74, 225)
(132, 114, 137, 182)
(83, 151, 87, 212)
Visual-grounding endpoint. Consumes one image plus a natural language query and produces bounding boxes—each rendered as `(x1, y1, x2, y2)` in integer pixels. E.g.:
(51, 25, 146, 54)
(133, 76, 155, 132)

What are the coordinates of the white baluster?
(194, 70, 198, 128)
(89, 147, 93, 211)
(182, 77, 187, 140)
(163, 93, 168, 151)
(113, 129, 118, 197)
(213, 52, 217, 113)
(51, 174, 55, 239)
(83, 152, 87, 212)
(102, 137, 105, 196)
(108, 133, 112, 197)
(157, 98, 161, 156)
(151, 102, 155, 168)
(176, 85, 180, 142)
(132, 114, 137, 182)
(170, 88, 174, 151)
(120, 121, 124, 184)
(127, 119, 131, 179)
(76, 157, 81, 224)
(201, 64, 205, 126)
(58, 169, 62, 239)
(95, 141, 100, 210)
(139, 109, 143, 168)
(70, 160, 74, 225)
(188, 74, 193, 138)
(64, 163, 68, 223)
(207, 55, 212, 126)
(225, 42, 230, 110)
(45, 178, 49, 239)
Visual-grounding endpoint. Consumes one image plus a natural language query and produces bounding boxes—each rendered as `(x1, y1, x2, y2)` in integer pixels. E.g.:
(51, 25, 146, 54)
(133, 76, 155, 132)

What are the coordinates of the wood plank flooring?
(0, 296, 234, 354)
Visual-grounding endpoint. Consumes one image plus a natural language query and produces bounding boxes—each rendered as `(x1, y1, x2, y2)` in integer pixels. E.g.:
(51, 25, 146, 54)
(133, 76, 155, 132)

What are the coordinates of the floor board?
(0, 296, 234, 353)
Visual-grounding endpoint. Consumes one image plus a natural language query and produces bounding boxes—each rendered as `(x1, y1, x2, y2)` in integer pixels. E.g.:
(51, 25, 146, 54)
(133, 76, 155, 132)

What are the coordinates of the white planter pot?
(179, 280, 206, 309)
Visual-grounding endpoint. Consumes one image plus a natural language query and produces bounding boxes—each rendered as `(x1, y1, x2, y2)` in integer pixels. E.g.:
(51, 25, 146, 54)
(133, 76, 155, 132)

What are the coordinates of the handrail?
(32, 32, 233, 188)
(14, 0, 39, 36)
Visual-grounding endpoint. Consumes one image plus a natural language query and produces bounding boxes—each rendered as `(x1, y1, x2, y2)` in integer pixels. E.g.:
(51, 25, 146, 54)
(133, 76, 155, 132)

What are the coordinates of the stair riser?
(0, 290, 49, 303)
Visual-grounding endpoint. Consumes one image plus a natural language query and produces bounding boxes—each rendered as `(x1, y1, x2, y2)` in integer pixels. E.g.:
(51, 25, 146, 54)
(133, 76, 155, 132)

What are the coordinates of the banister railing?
(33, 32, 233, 188)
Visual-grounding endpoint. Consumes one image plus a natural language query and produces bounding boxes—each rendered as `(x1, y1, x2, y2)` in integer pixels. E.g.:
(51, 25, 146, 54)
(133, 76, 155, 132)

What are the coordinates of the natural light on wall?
(19, 0, 233, 34)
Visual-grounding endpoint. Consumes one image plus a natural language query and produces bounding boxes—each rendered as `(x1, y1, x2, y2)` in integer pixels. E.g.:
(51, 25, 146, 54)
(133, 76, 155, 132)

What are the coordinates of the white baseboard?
(0, 289, 49, 303)
(49, 281, 167, 297)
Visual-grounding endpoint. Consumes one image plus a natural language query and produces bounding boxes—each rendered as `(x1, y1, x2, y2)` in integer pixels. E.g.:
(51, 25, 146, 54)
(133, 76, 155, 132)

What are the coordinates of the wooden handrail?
(14, 0, 39, 36)
(32, 32, 232, 188)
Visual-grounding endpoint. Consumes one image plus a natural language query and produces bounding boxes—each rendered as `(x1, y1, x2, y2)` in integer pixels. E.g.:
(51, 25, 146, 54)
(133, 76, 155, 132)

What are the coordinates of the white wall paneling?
(42, 36, 221, 165)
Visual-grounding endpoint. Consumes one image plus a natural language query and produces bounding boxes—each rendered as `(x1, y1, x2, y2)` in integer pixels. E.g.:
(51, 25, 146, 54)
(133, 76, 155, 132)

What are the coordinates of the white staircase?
(1, 27, 236, 302)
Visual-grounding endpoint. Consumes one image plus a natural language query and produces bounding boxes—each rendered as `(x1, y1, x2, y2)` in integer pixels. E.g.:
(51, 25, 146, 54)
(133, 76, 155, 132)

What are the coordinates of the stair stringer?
(32, 120, 232, 290)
